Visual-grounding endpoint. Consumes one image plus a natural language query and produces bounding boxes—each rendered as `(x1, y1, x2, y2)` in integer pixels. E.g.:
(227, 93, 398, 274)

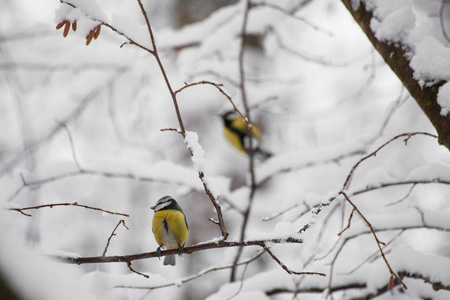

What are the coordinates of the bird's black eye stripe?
(163, 219, 169, 233)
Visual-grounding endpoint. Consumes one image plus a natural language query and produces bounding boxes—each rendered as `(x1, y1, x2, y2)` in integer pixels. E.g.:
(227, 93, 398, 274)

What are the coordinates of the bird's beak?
(150, 205, 155, 210)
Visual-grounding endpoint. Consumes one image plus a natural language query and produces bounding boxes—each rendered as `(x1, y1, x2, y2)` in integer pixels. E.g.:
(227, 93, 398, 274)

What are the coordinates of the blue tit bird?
(151, 196, 189, 266)
(222, 111, 272, 160)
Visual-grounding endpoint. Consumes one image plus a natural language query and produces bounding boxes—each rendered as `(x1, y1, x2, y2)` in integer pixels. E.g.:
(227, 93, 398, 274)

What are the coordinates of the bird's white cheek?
(155, 202, 171, 211)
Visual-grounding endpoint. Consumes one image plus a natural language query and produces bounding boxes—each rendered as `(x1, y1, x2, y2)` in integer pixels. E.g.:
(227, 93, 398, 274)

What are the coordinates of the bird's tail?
(254, 148, 272, 161)
(163, 254, 176, 266)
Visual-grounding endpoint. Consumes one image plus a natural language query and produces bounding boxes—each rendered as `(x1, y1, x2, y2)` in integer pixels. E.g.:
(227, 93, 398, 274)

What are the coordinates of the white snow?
(366, 0, 450, 114)
(438, 81, 450, 116)
(184, 131, 207, 173)
(1, 0, 449, 299)
(410, 36, 450, 83)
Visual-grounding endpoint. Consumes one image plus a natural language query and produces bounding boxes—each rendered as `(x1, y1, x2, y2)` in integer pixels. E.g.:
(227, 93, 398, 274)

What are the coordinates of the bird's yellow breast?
(152, 209, 188, 249)
(223, 117, 262, 154)
(224, 127, 247, 154)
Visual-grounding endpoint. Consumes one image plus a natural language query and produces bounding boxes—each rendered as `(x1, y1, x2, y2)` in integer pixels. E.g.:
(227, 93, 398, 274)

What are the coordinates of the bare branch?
(175, 81, 249, 126)
(174, 80, 223, 95)
(160, 128, 180, 132)
(8, 203, 129, 217)
(57, 121, 81, 169)
(127, 261, 149, 279)
(103, 220, 129, 256)
(350, 178, 450, 198)
(340, 192, 407, 290)
(262, 245, 326, 277)
(342, 132, 438, 190)
(341, 231, 403, 276)
(59, 238, 302, 264)
(337, 208, 355, 236)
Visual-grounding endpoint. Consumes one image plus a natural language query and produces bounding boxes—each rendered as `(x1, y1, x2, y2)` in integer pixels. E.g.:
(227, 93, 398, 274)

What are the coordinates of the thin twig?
(340, 192, 407, 290)
(57, 122, 81, 169)
(341, 231, 403, 276)
(385, 184, 416, 207)
(174, 80, 223, 94)
(337, 208, 355, 236)
(342, 132, 438, 190)
(103, 220, 129, 256)
(317, 202, 342, 244)
(262, 245, 326, 276)
(127, 261, 149, 278)
(9, 202, 129, 217)
(175, 81, 249, 126)
(350, 178, 450, 197)
(160, 128, 179, 132)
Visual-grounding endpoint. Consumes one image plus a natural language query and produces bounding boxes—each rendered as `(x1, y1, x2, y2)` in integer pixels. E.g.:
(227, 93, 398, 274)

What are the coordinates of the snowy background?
(1, 0, 450, 299)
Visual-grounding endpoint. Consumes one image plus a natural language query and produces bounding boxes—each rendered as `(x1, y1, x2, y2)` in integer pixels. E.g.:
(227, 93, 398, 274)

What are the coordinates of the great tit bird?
(222, 111, 272, 160)
(151, 196, 188, 266)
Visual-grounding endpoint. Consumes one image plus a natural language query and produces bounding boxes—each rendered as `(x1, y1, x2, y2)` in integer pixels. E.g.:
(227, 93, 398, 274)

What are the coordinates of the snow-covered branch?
(341, 0, 450, 151)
